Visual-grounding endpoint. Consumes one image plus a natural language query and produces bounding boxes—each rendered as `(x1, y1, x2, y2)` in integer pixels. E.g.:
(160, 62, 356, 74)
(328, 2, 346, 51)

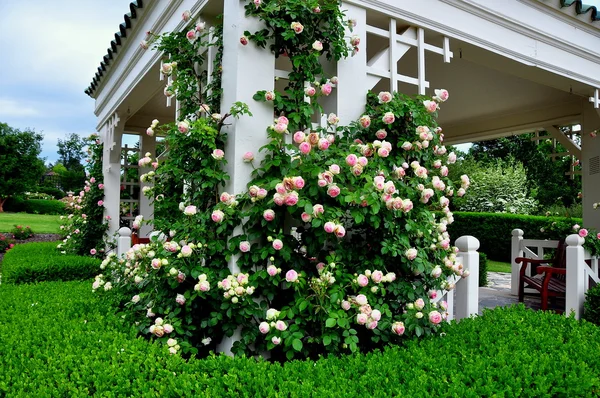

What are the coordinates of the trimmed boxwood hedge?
(1, 242, 100, 284)
(448, 212, 582, 262)
(3, 197, 65, 215)
(1, 280, 599, 396)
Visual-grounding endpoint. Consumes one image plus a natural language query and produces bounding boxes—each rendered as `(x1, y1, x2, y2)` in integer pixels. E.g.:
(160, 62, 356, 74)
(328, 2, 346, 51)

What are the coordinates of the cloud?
(0, 98, 40, 118)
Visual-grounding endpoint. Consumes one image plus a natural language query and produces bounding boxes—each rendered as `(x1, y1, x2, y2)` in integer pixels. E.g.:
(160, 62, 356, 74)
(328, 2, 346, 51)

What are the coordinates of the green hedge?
(448, 212, 582, 262)
(4, 197, 65, 215)
(1, 280, 599, 396)
(1, 242, 100, 284)
(479, 252, 488, 287)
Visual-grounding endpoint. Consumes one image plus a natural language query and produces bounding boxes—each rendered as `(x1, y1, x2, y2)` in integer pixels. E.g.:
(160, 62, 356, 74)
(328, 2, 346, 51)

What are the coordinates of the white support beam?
(545, 125, 582, 160)
(388, 18, 397, 92)
(417, 27, 426, 96)
(590, 88, 599, 109)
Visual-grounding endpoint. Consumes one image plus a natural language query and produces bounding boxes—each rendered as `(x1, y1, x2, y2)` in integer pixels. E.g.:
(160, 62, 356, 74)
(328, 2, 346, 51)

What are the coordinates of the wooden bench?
(516, 239, 566, 311)
(131, 232, 150, 245)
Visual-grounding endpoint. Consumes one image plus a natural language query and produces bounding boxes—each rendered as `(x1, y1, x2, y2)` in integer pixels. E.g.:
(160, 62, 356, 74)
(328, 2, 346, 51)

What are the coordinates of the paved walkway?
(479, 272, 564, 314)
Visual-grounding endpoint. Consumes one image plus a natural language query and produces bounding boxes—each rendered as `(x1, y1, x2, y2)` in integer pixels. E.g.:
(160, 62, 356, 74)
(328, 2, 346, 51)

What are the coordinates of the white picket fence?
(117, 228, 480, 322)
(511, 228, 600, 319)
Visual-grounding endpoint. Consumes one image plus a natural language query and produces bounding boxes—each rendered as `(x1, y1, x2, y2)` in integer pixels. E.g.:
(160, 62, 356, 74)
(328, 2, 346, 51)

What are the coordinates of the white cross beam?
(590, 88, 599, 109)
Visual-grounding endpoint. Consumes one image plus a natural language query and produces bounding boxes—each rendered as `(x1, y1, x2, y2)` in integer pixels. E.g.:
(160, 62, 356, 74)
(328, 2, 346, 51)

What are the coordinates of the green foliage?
(56, 133, 85, 171)
(479, 252, 487, 287)
(1, 242, 100, 284)
(58, 134, 108, 257)
(539, 202, 582, 218)
(10, 225, 33, 240)
(451, 157, 538, 214)
(447, 212, 583, 262)
(0, 234, 14, 253)
(583, 284, 600, 326)
(21, 199, 66, 215)
(33, 185, 66, 200)
(57, 169, 86, 193)
(0, 122, 46, 210)
(1, 287, 599, 397)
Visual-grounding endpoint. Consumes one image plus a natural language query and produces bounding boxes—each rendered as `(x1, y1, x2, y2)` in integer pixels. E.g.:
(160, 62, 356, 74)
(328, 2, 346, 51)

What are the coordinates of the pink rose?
(357, 274, 369, 287)
(391, 321, 405, 336)
(356, 313, 368, 325)
(176, 294, 186, 305)
(240, 36, 248, 46)
(321, 83, 332, 96)
(405, 248, 418, 260)
(265, 91, 275, 101)
(259, 322, 270, 334)
(327, 185, 340, 198)
(378, 91, 392, 104)
(275, 320, 287, 331)
(272, 239, 283, 250)
(377, 147, 389, 157)
(371, 270, 383, 283)
(98, 183, 104, 189)
(263, 209, 275, 221)
(301, 212, 312, 222)
(211, 210, 224, 223)
(371, 309, 382, 321)
(290, 22, 304, 34)
(423, 100, 438, 113)
(366, 321, 378, 330)
(242, 152, 254, 162)
(90, 248, 97, 255)
(401, 142, 413, 151)
(182, 10, 191, 21)
(355, 294, 368, 305)
(284, 193, 298, 206)
(183, 205, 197, 216)
(97, 200, 104, 206)
(239, 241, 251, 253)
(335, 225, 346, 238)
(271, 336, 281, 345)
(342, 300, 351, 311)
(304, 87, 316, 97)
(382, 112, 395, 124)
(273, 122, 288, 134)
(414, 298, 425, 310)
(579, 229, 588, 238)
(358, 157, 368, 167)
(346, 154, 358, 167)
(312, 204, 324, 217)
(267, 265, 279, 276)
(434, 89, 449, 102)
(429, 310, 442, 325)
(324, 222, 336, 234)
(293, 176, 305, 189)
(293, 131, 306, 143)
(359, 115, 371, 128)
(329, 164, 340, 175)
(212, 149, 225, 160)
(299, 142, 311, 155)
(318, 138, 330, 150)
(186, 30, 196, 43)
(376, 129, 387, 139)
(312, 40, 323, 51)
(285, 269, 298, 282)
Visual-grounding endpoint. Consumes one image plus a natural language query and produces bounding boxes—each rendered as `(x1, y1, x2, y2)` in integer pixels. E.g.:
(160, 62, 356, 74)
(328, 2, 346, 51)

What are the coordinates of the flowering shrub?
(11, 225, 33, 240)
(97, 1, 469, 360)
(58, 135, 108, 257)
(0, 234, 15, 253)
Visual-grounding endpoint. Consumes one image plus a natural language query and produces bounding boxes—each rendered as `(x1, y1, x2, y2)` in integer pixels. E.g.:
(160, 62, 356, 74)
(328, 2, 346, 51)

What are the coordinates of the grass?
(0, 212, 62, 234)
(487, 259, 512, 273)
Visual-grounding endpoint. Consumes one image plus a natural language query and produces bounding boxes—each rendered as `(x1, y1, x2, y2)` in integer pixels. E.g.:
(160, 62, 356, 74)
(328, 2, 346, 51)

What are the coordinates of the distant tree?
(0, 123, 46, 212)
(57, 133, 85, 171)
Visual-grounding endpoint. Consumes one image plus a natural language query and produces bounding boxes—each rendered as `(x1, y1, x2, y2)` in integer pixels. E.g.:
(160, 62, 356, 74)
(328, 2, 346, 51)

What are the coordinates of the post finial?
(456, 235, 480, 252)
(512, 229, 524, 237)
(118, 227, 132, 237)
(566, 234, 584, 247)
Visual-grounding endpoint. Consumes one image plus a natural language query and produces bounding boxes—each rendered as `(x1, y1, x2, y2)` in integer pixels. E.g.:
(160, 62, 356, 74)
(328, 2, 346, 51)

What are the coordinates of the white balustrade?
(510, 229, 559, 296)
(117, 227, 132, 259)
(455, 235, 480, 320)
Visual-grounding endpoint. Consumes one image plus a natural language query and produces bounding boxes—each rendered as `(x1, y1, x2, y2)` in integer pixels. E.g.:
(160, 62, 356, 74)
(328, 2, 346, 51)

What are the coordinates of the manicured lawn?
(487, 259, 511, 273)
(0, 212, 62, 234)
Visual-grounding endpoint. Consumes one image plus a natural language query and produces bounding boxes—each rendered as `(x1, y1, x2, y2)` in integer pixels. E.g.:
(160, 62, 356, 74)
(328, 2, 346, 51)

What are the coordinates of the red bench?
(131, 232, 150, 245)
(516, 239, 566, 311)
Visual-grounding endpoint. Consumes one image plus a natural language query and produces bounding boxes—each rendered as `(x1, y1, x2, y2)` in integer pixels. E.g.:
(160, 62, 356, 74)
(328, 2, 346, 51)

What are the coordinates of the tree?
(0, 123, 46, 212)
(57, 133, 85, 171)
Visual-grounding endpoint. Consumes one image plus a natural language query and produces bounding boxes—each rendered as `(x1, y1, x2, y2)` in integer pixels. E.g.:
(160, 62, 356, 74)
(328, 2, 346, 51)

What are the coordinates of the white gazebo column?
(102, 112, 124, 238)
(139, 133, 156, 237)
(217, 0, 275, 355)
(582, 100, 600, 230)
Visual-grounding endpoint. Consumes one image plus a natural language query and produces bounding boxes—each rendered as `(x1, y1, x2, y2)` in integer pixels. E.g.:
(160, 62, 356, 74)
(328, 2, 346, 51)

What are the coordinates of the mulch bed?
(0, 234, 62, 265)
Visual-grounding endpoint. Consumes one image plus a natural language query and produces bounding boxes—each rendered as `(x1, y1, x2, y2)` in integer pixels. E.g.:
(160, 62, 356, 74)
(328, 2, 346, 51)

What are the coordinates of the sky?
(0, 0, 127, 165)
(1, 0, 599, 165)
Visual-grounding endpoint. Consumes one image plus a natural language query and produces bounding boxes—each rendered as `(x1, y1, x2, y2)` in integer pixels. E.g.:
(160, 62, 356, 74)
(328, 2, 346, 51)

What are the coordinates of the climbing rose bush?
(96, 0, 469, 361)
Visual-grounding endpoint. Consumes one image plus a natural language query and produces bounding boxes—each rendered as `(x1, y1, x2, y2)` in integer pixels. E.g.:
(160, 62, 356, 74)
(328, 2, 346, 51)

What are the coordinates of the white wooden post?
(565, 233, 586, 319)
(102, 112, 124, 237)
(139, 134, 156, 238)
(217, 0, 275, 356)
(117, 227, 132, 258)
(455, 235, 480, 320)
(511, 229, 524, 296)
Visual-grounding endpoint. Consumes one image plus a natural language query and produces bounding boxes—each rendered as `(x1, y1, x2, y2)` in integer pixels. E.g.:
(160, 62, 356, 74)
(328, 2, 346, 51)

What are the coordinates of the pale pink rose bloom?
(431, 266, 442, 278)
(324, 222, 336, 234)
(265, 91, 275, 101)
(371, 270, 383, 283)
(313, 204, 324, 216)
(291, 21, 304, 34)
(239, 241, 251, 253)
(440, 166, 449, 177)
(356, 313, 368, 325)
(176, 294, 186, 305)
(579, 229, 589, 238)
(357, 274, 369, 287)
(382, 112, 395, 124)
(275, 183, 286, 195)
(293, 131, 306, 143)
(350, 35, 360, 46)
(378, 91, 392, 104)
(359, 115, 371, 128)
(376, 129, 387, 139)
(327, 185, 341, 198)
(299, 142, 311, 155)
(428, 290, 438, 300)
(312, 40, 323, 51)
(304, 87, 316, 97)
(211, 210, 224, 223)
(259, 322, 270, 334)
(345, 154, 358, 166)
(275, 320, 287, 331)
(284, 192, 298, 206)
(182, 10, 191, 21)
(355, 294, 368, 305)
(401, 142, 412, 151)
(318, 139, 330, 150)
(457, 188, 466, 197)
(267, 265, 279, 276)
(371, 309, 382, 321)
(212, 149, 225, 160)
(434, 89, 449, 102)
(98, 183, 104, 189)
(423, 100, 438, 113)
(414, 298, 425, 310)
(447, 152, 457, 164)
(329, 164, 340, 175)
(377, 147, 389, 157)
(301, 212, 312, 222)
(321, 83, 332, 96)
(358, 156, 368, 167)
(293, 176, 305, 189)
(327, 134, 335, 143)
(366, 320, 378, 330)
(335, 225, 346, 238)
(242, 152, 254, 162)
(327, 113, 340, 125)
(140, 40, 149, 50)
(285, 269, 298, 282)
(272, 239, 283, 250)
(391, 322, 405, 336)
(183, 205, 197, 216)
(273, 193, 285, 206)
(405, 248, 418, 260)
(181, 245, 193, 257)
(220, 192, 232, 204)
(597, 233, 600, 240)
(271, 336, 281, 345)
(263, 209, 275, 221)
(429, 310, 443, 324)
(273, 122, 287, 134)
(573, 224, 581, 231)
(278, 116, 289, 125)
(84, 186, 90, 193)
(318, 179, 327, 187)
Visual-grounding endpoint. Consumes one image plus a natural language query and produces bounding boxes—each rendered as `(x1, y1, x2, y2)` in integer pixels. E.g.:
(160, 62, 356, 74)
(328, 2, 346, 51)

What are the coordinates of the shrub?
(0, 234, 14, 253)
(479, 252, 487, 287)
(11, 225, 33, 240)
(2, 195, 26, 212)
(1, 283, 599, 397)
(1, 241, 101, 284)
(447, 212, 582, 262)
(583, 284, 600, 326)
(34, 186, 66, 200)
(23, 199, 66, 215)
